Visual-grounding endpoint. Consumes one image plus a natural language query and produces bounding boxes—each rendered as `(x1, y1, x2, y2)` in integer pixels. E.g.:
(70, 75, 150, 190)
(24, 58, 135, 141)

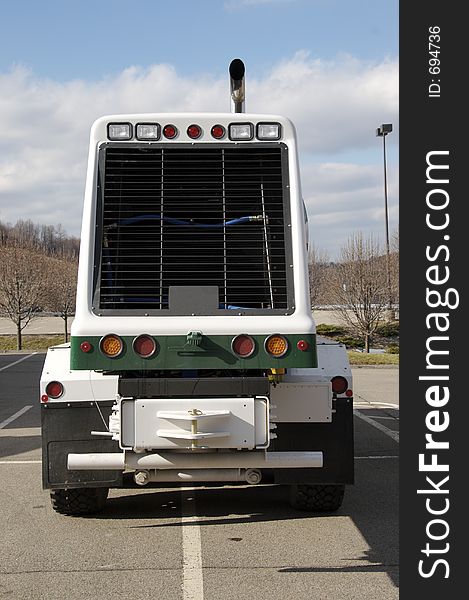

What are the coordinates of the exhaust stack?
(229, 58, 246, 113)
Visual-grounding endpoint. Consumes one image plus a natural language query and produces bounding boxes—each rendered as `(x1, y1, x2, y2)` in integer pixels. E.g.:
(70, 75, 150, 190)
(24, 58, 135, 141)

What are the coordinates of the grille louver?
(95, 144, 291, 314)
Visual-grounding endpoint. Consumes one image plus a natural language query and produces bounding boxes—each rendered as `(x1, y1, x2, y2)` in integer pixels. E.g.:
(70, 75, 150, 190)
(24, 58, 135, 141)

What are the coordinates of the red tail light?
(331, 376, 348, 395)
(232, 334, 255, 358)
(133, 334, 157, 358)
(45, 381, 64, 399)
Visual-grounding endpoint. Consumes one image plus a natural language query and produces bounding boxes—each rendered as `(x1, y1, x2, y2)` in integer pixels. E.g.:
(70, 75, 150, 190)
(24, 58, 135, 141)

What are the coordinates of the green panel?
(70, 333, 317, 371)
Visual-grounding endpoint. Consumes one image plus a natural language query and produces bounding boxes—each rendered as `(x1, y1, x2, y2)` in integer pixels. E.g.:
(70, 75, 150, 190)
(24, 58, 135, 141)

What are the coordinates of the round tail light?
(187, 124, 202, 139)
(45, 381, 64, 399)
(265, 334, 288, 357)
(297, 339, 309, 351)
(232, 334, 255, 358)
(133, 334, 157, 358)
(211, 124, 225, 139)
(331, 376, 348, 395)
(100, 334, 124, 358)
(163, 124, 178, 139)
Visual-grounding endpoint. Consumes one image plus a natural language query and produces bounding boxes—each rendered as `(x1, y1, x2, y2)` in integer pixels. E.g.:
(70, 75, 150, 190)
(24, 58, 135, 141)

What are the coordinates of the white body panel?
(72, 112, 314, 338)
(40, 343, 118, 402)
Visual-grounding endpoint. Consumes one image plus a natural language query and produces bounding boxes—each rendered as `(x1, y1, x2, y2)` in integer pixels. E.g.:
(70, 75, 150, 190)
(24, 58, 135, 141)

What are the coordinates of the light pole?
(376, 123, 393, 314)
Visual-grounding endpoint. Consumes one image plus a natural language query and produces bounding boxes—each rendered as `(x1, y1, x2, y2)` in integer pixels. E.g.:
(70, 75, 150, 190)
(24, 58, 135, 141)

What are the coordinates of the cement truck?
(40, 59, 354, 515)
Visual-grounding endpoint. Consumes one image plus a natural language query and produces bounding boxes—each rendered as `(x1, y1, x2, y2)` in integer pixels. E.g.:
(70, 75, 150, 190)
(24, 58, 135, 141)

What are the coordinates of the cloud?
(0, 52, 398, 255)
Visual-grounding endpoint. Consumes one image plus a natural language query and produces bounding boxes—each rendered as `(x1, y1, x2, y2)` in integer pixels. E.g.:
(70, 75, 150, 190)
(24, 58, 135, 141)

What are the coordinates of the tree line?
(0, 219, 78, 350)
(0, 218, 80, 259)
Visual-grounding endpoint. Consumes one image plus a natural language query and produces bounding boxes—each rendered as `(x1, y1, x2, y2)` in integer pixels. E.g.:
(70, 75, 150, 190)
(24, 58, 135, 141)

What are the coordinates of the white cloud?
(0, 52, 398, 255)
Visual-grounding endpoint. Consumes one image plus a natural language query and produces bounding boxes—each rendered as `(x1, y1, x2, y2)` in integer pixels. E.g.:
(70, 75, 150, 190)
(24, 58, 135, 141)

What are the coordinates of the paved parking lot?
(0, 354, 398, 600)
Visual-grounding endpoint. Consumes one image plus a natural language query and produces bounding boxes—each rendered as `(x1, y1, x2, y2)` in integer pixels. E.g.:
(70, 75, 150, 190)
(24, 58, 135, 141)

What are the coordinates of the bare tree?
(308, 244, 330, 309)
(327, 232, 388, 352)
(45, 258, 77, 342)
(0, 247, 48, 350)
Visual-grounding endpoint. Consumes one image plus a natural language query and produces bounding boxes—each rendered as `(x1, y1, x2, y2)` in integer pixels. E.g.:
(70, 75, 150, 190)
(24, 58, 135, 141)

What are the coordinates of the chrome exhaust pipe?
(229, 58, 246, 113)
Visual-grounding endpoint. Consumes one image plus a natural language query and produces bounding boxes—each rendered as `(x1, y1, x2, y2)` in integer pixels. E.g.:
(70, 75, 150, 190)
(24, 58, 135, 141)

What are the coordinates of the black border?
(400, 3, 465, 596)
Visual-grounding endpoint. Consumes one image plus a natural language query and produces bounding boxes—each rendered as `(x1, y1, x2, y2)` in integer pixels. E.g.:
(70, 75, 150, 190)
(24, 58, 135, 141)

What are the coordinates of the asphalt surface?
(0, 354, 399, 600)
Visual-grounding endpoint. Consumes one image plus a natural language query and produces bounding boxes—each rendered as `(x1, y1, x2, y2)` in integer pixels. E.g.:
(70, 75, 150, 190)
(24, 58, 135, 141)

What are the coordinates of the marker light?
(232, 334, 256, 358)
(257, 122, 281, 140)
(229, 123, 253, 140)
(187, 124, 202, 139)
(136, 123, 160, 140)
(107, 123, 132, 140)
(45, 381, 64, 399)
(100, 334, 124, 358)
(297, 339, 309, 351)
(211, 124, 225, 139)
(163, 124, 178, 139)
(80, 341, 92, 353)
(265, 334, 288, 357)
(331, 376, 348, 395)
(133, 334, 157, 358)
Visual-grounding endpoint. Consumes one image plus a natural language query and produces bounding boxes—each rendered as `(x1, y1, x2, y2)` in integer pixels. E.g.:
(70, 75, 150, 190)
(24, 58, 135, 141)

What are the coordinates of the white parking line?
(354, 401, 399, 409)
(355, 455, 399, 460)
(0, 406, 33, 430)
(0, 353, 38, 372)
(181, 488, 204, 600)
(354, 409, 399, 443)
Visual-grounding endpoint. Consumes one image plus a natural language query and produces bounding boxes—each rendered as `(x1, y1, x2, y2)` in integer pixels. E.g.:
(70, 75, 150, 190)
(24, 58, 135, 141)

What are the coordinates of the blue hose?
(114, 214, 261, 229)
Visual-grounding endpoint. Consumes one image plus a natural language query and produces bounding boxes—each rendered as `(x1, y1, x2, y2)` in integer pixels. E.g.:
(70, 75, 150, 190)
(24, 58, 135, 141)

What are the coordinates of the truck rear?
(40, 60, 354, 515)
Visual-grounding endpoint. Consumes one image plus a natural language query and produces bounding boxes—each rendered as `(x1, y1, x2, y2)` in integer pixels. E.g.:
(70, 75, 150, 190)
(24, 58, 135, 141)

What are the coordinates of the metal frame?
(91, 141, 295, 317)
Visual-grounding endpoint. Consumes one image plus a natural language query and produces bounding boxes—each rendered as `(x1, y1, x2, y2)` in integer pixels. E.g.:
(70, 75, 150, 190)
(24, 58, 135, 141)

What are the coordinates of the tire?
(289, 484, 345, 512)
(50, 487, 109, 516)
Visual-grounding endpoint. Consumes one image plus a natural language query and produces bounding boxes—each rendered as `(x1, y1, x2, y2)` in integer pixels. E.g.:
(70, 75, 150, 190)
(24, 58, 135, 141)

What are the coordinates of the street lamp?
(376, 123, 393, 314)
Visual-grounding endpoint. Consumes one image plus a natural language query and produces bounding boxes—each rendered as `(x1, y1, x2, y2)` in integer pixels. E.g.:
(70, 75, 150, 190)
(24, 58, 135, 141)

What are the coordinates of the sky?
(0, 0, 398, 257)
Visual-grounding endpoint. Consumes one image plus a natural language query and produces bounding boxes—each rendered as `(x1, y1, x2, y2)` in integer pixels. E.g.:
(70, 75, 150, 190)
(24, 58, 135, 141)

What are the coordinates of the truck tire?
(289, 484, 345, 512)
(50, 487, 109, 516)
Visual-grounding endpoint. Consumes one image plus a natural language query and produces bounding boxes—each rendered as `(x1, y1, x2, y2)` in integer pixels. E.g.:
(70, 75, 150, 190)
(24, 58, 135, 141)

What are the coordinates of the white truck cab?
(40, 60, 353, 515)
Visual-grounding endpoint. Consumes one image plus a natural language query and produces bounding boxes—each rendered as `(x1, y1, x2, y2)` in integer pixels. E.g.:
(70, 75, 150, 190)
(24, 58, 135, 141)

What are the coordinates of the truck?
(40, 59, 354, 515)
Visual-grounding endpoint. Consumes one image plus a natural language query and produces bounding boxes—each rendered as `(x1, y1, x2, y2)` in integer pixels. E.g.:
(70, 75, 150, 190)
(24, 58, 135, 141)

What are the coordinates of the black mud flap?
(41, 401, 123, 490)
(269, 397, 354, 484)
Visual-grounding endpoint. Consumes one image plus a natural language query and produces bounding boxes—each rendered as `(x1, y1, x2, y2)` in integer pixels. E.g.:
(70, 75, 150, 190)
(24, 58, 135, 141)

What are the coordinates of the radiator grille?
(95, 144, 291, 313)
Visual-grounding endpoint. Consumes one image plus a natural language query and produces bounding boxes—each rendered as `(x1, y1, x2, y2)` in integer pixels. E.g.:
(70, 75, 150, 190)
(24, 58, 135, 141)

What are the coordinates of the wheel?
(50, 487, 109, 516)
(289, 484, 345, 512)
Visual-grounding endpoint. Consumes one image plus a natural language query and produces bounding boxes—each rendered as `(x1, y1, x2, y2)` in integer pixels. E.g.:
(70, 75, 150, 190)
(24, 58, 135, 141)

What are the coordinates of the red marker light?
(346, 389, 353, 397)
(187, 124, 202, 139)
(297, 339, 309, 351)
(163, 124, 177, 139)
(80, 341, 92, 353)
(211, 125, 225, 139)
(41, 394, 49, 403)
